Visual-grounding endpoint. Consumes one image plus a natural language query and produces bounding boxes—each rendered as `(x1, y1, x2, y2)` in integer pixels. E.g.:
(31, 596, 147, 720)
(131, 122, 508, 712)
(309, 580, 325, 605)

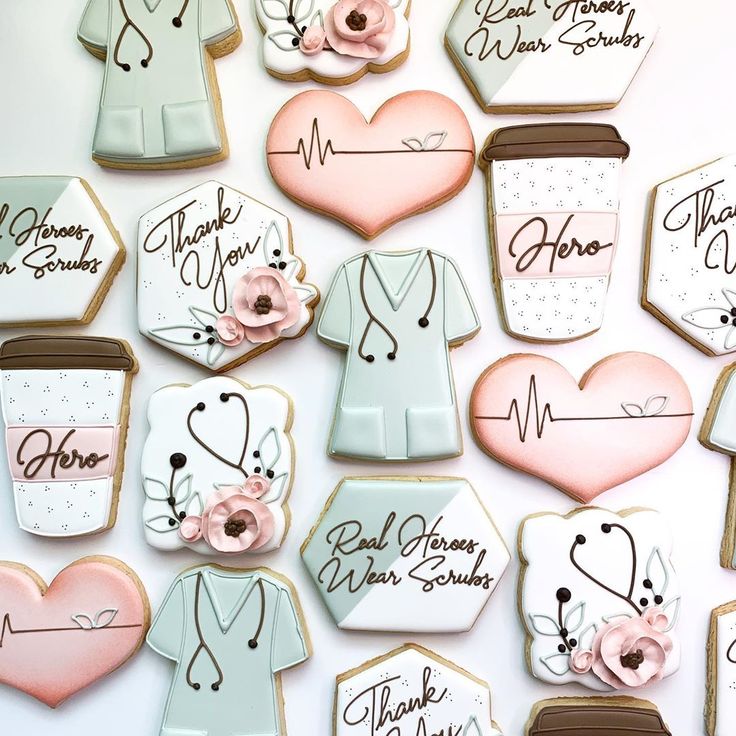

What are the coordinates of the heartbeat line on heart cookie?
(473, 375, 694, 442)
(267, 119, 474, 170)
(0, 610, 142, 646)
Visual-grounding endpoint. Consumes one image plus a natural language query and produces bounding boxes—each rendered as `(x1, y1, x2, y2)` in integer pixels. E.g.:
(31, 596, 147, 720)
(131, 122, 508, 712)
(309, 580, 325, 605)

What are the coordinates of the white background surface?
(0, 0, 734, 733)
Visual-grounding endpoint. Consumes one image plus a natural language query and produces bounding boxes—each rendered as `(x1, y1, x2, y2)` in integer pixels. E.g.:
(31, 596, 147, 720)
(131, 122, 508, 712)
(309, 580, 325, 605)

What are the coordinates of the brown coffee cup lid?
(529, 702, 671, 736)
(0, 336, 137, 371)
(481, 124, 630, 164)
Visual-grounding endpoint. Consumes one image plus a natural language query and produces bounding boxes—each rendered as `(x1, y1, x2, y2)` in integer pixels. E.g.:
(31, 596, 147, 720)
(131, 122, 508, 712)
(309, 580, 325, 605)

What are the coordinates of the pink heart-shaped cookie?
(470, 353, 693, 502)
(266, 90, 475, 239)
(0, 557, 149, 707)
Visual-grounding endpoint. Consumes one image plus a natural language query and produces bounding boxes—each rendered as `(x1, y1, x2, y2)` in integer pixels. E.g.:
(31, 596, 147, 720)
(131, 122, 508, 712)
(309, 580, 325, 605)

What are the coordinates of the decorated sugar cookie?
(256, 0, 410, 85)
(0, 556, 149, 707)
(445, 0, 659, 113)
(267, 90, 475, 239)
(707, 601, 736, 736)
(0, 336, 138, 538)
(319, 249, 479, 461)
(698, 363, 736, 569)
(527, 697, 672, 736)
(148, 564, 310, 736)
(142, 376, 294, 555)
(137, 181, 319, 372)
(644, 155, 736, 355)
(301, 477, 510, 632)
(519, 507, 681, 692)
(479, 124, 630, 342)
(0, 177, 125, 327)
(335, 644, 503, 736)
(78, 0, 241, 169)
(470, 352, 693, 502)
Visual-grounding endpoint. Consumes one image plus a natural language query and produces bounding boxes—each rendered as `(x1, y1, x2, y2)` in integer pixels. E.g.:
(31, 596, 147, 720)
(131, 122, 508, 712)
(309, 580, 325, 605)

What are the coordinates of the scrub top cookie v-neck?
(318, 249, 480, 462)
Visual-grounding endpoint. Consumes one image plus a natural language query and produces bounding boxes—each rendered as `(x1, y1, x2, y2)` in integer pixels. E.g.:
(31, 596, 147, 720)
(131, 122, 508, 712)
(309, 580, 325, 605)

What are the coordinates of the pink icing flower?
(300, 25, 327, 55)
(200, 486, 275, 554)
(244, 473, 271, 499)
(590, 611, 673, 689)
(215, 315, 245, 346)
(324, 0, 396, 60)
(232, 267, 301, 344)
(178, 515, 203, 543)
(569, 648, 594, 674)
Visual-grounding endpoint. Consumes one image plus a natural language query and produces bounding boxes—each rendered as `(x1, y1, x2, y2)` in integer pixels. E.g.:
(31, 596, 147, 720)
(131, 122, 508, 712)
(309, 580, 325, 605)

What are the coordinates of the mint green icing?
(78, 0, 237, 164)
(0, 177, 70, 265)
(301, 478, 462, 625)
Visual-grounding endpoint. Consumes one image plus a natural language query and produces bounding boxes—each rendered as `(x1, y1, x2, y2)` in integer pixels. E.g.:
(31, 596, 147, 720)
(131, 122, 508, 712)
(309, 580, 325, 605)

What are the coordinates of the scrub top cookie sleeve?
(318, 265, 352, 348)
(443, 257, 480, 344)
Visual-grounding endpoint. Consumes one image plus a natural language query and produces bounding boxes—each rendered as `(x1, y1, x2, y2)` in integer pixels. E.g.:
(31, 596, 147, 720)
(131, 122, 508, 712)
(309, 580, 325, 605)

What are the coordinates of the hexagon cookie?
(137, 181, 319, 372)
(301, 477, 510, 632)
(644, 155, 736, 356)
(0, 176, 124, 327)
(445, 0, 659, 113)
(335, 644, 504, 736)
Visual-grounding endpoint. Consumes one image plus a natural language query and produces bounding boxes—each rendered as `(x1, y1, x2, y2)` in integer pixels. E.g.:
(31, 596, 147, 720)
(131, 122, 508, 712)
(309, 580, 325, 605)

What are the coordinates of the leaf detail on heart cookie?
(71, 608, 119, 631)
(401, 131, 448, 152)
(621, 395, 670, 418)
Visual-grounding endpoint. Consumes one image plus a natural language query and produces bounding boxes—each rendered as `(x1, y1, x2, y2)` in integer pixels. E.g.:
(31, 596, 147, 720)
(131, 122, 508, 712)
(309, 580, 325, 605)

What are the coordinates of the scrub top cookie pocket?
(318, 249, 480, 462)
(78, 0, 241, 169)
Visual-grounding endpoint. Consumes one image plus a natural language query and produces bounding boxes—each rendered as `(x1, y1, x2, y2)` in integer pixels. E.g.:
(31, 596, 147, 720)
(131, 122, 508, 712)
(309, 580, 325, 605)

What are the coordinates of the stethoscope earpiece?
(172, 17, 183, 27)
(418, 317, 429, 328)
(248, 639, 258, 649)
(387, 352, 396, 361)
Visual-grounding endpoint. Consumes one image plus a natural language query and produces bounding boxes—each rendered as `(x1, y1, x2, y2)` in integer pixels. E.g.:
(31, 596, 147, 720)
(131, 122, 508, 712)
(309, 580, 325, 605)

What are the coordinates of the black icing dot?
(279, 262, 287, 270)
(211, 684, 219, 692)
(286, 14, 295, 22)
(273, 249, 281, 257)
(654, 595, 664, 605)
(193, 332, 202, 340)
(291, 37, 299, 47)
(418, 317, 429, 328)
(196, 402, 206, 412)
(387, 352, 396, 361)
(248, 639, 258, 649)
(122, 63, 131, 72)
(172, 16, 182, 27)
(556, 587, 572, 603)
(559, 627, 568, 637)
(254, 466, 262, 474)
(179, 511, 186, 520)
(575, 534, 586, 545)
(643, 579, 653, 589)
(557, 644, 566, 653)
(366, 355, 375, 363)
(168, 518, 176, 527)
(723, 315, 731, 324)
(193, 683, 201, 691)
(206, 325, 214, 333)
(207, 337, 215, 345)
(640, 598, 649, 607)
(601, 523, 612, 533)
(569, 638, 578, 648)
(140, 59, 148, 68)
(253, 451, 260, 458)
(266, 470, 275, 479)
(170, 452, 187, 469)
(220, 393, 230, 402)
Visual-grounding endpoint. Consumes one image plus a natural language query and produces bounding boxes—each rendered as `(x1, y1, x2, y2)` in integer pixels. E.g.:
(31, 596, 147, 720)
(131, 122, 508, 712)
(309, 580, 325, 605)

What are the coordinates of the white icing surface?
(445, 0, 659, 110)
(141, 376, 292, 554)
(714, 606, 736, 736)
(137, 180, 318, 371)
(520, 507, 680, 691)
(491, 159, 621, 214)
(705, 370, 736, 453)
(256, 0, 410, 81)
(335, 646, 502, 736)
(0, 368, 127, 537)
(0, 177, 122, 325)
(501, 277, 609, 340)
(646, 155, 736, 355)
(490, 157, 622, 341)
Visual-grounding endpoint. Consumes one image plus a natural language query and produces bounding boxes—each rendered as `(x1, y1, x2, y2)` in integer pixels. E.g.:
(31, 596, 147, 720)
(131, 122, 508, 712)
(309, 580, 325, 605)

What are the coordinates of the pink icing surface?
(0, 559, 147, 707)
(470, 353, 693, 502)
(6, 426, 119, 482)
(495, 212, 618, 279)
(266, 90, 475, 238)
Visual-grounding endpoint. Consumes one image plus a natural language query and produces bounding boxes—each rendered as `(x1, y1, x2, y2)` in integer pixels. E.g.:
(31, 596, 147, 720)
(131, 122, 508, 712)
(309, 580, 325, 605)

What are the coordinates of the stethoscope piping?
(358, 251, 437, 363)
(186, 573, 266, 692)
(114, 0, 190, 72)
